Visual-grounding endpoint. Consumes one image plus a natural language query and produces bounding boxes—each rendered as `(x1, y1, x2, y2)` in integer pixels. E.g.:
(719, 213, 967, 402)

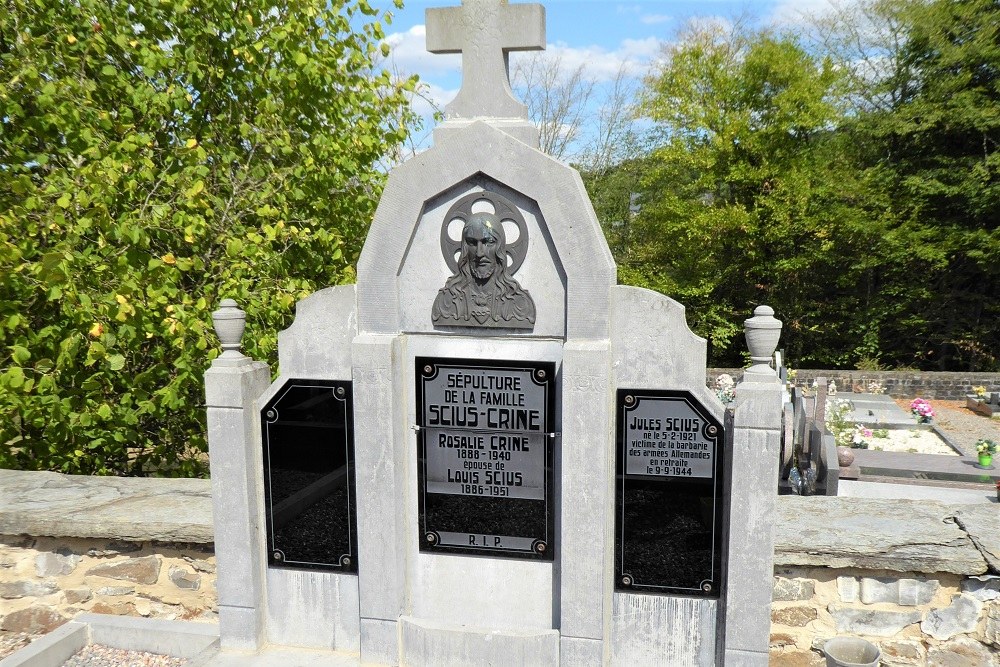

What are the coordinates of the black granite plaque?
(615, 389, 725, 596)
(260, 379, 357, 572)
(416, 357, 555, 560)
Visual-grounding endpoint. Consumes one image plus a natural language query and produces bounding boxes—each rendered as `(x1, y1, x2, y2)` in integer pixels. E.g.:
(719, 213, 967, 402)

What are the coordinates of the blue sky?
(368, 0, 839, 152)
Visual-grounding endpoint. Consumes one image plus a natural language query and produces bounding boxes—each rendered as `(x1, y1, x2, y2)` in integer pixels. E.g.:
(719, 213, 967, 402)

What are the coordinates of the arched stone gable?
(357, 121, 615, 341)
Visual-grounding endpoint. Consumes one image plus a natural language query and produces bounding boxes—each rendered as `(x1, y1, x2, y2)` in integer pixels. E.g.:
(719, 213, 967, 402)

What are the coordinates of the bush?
(0, 0, 416, 476)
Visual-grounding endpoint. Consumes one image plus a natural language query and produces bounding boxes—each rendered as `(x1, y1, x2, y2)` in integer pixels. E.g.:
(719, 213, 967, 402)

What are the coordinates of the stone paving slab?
(838, 480, 997, 504)
(953, 505, 1000, 573)
(0, 470, 213, 543)
(774, 497, 991, 575)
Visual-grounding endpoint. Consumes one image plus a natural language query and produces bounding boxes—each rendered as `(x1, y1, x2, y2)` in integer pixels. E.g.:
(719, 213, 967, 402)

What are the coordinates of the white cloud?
(510, 36, 663, 83)
(640, 14, 672, 26)
(382, 23, 666, 154)
(383, 24, 460, 77)
(384, 23, 664, 84)
(769, 0, 861, 29)
(408, 81, 457, 118)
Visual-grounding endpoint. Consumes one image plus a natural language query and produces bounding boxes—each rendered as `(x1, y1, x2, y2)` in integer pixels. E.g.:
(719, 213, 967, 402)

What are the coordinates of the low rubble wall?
(1, 471, 997, 665)
(0, 471, 216, 639)
(0, 536, 216, 636)
(768, 497, 999, 665)
(709, 369, 1000, 401)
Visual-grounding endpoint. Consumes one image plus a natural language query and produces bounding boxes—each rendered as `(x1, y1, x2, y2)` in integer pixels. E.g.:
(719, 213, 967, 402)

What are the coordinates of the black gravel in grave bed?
(424, 494, 546, 538)
(619, 483, 719, 590)
(267, 468, 326, 505)
(268, 469, 353, 566)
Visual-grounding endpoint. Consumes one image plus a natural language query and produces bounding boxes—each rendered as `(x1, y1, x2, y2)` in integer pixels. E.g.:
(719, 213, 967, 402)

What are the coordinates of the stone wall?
(0, 535, 216, 637)
(768, 567, 999, 666)
(710, 369, 1000, 400)
(768, 497, 999, 665)
(3, 533, 996, 665)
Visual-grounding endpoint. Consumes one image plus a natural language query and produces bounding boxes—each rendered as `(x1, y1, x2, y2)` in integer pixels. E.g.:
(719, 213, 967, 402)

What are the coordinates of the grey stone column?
(205, 299, 271, 650)
(720, 306, 783, 666)
(559, 340, 613, 665)
(353, 333, 407, 666)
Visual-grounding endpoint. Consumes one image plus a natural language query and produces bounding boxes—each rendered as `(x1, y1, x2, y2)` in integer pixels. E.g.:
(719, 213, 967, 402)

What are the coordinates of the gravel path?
(62, 645, 188, 667)
(0, 632, 33, 660)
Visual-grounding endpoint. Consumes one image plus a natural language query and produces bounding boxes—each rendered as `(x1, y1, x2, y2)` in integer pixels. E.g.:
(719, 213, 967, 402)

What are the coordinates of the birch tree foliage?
(0, 0, 418, 475)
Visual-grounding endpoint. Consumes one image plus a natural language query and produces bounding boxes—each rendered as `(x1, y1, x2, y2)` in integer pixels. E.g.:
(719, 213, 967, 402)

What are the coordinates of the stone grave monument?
(204, 0, 785, 664)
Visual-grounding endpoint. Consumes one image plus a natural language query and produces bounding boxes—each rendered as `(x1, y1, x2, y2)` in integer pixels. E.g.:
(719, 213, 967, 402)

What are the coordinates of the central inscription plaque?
(416, 356, 555, 560)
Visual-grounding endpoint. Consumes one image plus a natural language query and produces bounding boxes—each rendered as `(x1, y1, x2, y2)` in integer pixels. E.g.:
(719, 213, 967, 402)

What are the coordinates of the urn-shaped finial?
(212, 298, 246, 359)
(744, 305, 782, 379)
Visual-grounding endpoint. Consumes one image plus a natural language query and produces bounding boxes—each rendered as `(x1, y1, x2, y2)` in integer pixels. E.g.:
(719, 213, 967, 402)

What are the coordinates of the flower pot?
(823, 637, 881, 667)
(977, 454, 993, 469)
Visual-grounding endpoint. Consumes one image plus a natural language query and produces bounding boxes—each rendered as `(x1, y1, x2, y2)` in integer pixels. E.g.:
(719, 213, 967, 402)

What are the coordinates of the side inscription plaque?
(261, 379, 357, 572)
(615, 389, 725, 596)
(416, 357, 555, 560)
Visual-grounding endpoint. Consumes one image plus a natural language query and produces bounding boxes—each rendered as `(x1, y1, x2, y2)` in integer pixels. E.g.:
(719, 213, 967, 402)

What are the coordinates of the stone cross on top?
(426, 0, 545, 121)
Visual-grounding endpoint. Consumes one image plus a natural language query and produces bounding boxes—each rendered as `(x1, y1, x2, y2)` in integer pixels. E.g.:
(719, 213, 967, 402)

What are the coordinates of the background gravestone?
(204, 1, 784, 664)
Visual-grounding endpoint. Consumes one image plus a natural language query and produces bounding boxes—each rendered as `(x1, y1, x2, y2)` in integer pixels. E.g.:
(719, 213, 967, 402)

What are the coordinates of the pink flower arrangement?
(910, 398, 934, 423)
(851, 425, 874, 448)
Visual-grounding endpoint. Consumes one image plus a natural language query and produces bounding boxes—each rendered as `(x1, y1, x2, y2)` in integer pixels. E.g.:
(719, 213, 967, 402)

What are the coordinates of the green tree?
(632, 20, 885, 366)
(0, 0, 417, 475)
(845, 0, 1000, 370)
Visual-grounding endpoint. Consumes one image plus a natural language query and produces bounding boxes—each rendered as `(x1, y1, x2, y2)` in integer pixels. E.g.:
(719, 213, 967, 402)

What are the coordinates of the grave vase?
(978, 453, 993, 468)
(744, 305, 782, 378)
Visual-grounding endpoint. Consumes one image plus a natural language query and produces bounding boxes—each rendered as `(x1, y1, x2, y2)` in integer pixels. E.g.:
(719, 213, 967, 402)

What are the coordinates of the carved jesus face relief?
(464, 213, 502, 282)
(431, 190, 536, 329)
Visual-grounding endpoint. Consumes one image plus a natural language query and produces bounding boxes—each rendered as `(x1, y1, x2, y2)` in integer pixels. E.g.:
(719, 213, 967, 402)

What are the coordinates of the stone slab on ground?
(852, 449, 999, 483)
(774, 497, 989, 574)
(843, 394, 918, 428)
(838, 480, 997, 504)
(0, 471, 212, 543)
(3, 472, 997, 578)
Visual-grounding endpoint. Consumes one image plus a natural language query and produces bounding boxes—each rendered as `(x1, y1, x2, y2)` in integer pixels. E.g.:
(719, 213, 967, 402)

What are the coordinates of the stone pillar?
(720, 305, 783, 665)
(353, 333, 407, 665)
(205, 299, 271, 650)
(559, 339, 613, 665)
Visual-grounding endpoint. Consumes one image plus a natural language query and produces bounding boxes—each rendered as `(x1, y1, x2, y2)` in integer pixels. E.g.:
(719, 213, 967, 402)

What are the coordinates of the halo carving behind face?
(440, 191, 529, 275)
